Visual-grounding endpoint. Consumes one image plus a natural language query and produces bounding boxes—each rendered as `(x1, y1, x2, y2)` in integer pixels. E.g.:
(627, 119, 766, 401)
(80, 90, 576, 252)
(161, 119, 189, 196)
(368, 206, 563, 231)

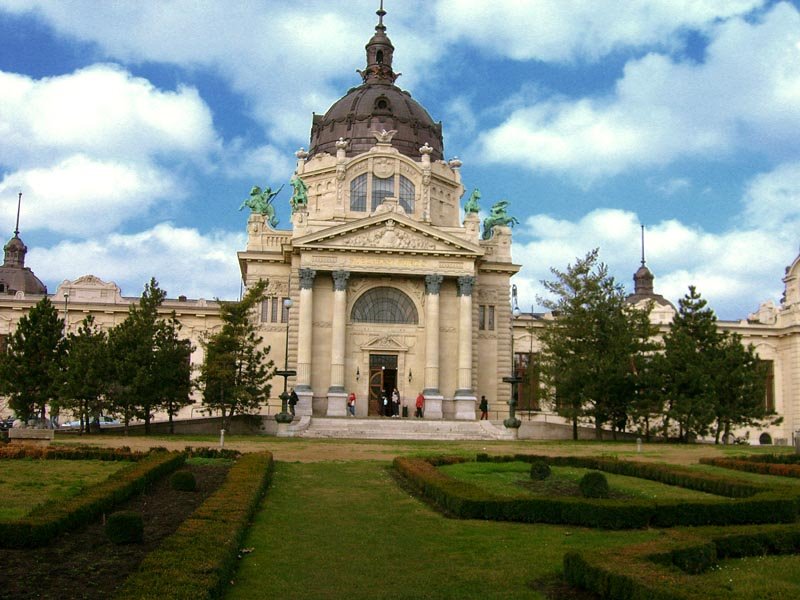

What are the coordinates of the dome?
(308, 7, 443, 161)
(0, 234, 46, 296)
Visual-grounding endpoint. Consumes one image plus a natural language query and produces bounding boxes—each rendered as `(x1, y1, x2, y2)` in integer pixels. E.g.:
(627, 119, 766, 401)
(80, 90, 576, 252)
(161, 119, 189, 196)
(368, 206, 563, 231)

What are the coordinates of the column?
(454, 275, 477, 420)
(423, 274, 444, 419)
(327, 271, 349, 417)
(296, 268, 316, 391)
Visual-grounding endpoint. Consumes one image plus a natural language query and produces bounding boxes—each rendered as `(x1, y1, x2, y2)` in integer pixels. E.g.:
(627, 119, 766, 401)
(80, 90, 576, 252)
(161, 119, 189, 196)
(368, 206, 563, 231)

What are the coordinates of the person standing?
(392, 388, 400, 418)
(415, 392, 425, 418)
(347, 391, 356, 417)
(381, 393, 389, 417)
(479, 395, 489, 420)
(289, 388, 299, 416)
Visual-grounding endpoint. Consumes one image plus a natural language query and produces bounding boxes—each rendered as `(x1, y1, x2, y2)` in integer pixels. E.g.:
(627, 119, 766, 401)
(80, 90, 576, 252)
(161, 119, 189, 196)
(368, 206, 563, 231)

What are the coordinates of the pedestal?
(8, 428, 54, 446)
(423, 394, 444, 420)
(326, 391, 348, 417)
(453, 395, 477, 420)
(296, 389, 313, 417)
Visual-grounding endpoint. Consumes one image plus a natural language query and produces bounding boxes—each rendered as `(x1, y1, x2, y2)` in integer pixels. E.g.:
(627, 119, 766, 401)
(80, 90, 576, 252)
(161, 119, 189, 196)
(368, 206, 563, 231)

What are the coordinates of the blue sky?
(1, 1, 799, 320)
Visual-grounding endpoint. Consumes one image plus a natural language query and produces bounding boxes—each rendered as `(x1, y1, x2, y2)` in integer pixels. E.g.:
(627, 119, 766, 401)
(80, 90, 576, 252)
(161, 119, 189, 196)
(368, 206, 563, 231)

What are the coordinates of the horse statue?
(240, 184, 283, 228)
(464, 188, 481, 214)
(482, 200, 519, 240)
(290, 174, 309, 212)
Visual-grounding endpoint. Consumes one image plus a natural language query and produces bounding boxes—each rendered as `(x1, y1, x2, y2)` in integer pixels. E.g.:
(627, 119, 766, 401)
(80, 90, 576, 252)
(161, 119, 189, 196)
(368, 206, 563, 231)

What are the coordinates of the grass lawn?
(0, 458, 129, 521)
(226, 461, 658, 600)
(440, 460, 725, 500)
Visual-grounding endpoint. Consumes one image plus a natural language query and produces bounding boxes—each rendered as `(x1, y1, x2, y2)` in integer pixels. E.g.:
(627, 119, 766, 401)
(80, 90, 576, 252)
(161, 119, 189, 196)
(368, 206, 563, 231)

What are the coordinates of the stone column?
(296, 268, 316, 416)
(454, 275, 477, 420)
(327, 270, 349, 416)
(423, 274, 444, 419)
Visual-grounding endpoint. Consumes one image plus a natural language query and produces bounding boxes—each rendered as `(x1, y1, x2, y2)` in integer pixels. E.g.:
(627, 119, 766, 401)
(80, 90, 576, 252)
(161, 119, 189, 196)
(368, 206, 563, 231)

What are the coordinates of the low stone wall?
(8, 428, 55, 445)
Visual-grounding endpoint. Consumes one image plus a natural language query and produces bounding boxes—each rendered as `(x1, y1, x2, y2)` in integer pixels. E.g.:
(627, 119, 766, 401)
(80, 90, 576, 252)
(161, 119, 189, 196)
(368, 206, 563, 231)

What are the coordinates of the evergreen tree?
(660, 286, 720, 442)
(154, 314, 193, 434)
(0, 296, 64, 421)
(61, 315, 109, 433)
(199, 280, 274, 429)
(538, 250, 656, 439)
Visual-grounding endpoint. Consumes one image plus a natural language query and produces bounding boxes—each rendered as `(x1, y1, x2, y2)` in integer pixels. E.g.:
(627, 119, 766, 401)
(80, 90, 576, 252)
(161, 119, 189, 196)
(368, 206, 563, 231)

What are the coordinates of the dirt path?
(50, 432, 745, 465)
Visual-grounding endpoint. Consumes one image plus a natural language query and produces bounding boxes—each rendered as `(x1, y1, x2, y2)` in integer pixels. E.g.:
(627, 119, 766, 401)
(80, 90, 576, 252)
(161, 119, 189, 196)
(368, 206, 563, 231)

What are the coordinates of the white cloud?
(743, 161, 800, 228)
(29, 223, 245, 300)
(475, 2, 800, 178)
(434, 0, 764, 62)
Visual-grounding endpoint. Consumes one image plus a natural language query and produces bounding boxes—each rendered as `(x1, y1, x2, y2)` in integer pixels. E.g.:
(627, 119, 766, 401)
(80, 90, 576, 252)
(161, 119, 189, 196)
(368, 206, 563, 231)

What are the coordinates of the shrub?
(530, 460, 551, 481)
(171, 470, 197, 492)
(106, 511, 144, 544)
(579, 471, 609, 499)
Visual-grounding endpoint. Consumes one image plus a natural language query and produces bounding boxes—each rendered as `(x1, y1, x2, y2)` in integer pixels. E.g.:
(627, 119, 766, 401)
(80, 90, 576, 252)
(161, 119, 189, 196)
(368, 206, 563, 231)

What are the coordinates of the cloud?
(434, 0, 764, 62)
(475, 2, 800, 179)
(743, 161, 800, 228)
(29, 223, 245, 300)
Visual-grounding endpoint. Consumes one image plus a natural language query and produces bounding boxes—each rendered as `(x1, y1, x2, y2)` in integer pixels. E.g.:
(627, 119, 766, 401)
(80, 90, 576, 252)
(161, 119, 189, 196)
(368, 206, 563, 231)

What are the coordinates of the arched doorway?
(368, 354, 398, 416)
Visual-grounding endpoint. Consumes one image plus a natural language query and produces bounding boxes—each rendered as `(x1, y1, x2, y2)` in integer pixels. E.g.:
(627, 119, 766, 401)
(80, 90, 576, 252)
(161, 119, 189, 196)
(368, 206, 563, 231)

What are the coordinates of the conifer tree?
(199, 280, 274, 429)
(154, 314, 193, 434)
(0, 296, 64, 422)
(61, 315, 109, 433)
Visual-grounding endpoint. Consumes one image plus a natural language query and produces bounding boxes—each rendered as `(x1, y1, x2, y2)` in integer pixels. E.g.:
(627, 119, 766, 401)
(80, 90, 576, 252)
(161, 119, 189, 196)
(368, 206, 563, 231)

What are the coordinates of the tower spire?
(358, 0, 398, 83)
(640, 224, 646, 267)
(376, 0, 386, 33)
(14, 192, 21, 237)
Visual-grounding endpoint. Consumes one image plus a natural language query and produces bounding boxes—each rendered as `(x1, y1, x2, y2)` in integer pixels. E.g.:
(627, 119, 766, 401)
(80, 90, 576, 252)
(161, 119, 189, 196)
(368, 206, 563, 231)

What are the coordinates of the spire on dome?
(358, 1, 400, 84)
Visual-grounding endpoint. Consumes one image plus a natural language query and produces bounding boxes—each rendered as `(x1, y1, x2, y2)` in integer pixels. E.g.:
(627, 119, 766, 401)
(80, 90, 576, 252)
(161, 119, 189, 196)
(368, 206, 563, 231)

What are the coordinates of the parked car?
(62, 415, 120, 428)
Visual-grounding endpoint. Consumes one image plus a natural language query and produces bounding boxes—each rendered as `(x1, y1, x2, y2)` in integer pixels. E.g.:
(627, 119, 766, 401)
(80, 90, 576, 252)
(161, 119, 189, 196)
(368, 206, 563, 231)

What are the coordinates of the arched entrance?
(368, 354, 398, 416)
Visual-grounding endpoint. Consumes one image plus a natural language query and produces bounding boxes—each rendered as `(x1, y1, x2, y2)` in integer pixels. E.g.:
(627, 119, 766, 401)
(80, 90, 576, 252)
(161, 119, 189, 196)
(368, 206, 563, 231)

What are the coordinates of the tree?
(0, 296, 64, 422)
(154, 314, 193, 434)
(537, 250, 656, 439)
(61, 315, 109, 433)
(711, 332, 780, 444)
(199, 280, 274, 429)
(106, 278, 167, 434)
(660, 286, 720, 442)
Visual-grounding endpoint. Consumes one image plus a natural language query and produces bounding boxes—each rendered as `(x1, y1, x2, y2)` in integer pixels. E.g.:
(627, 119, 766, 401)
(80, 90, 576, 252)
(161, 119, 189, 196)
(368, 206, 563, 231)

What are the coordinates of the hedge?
(393, 455, 798, 529)
(0, 445, 140, 461)
(0, 450, 184, 548)
(115, 451, 275, 600)
(700, 456, 800, 478)
(564, 524, 800, 599)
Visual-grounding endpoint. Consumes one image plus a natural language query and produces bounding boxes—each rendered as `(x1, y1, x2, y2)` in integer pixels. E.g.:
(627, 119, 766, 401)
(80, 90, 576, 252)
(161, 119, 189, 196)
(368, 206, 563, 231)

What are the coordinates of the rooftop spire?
(14, 192, 21, 237)
(358, 0, 399, 83)
(640, 224, 646, 266)
(376, 0, 386, 33)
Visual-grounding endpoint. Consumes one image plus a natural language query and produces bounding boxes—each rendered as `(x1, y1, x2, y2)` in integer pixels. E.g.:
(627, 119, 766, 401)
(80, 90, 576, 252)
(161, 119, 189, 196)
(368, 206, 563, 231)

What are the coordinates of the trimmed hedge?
(700, 456, 800, 478)
(0, 450, 184, 548)
(579, 471, 609, 498)
(393, 455, 798, 529)
(115, 451, 275, 600)
(0, 445, 139, 461)
(106, 511, 144, 545)
(171, 470, 197, 492)
(564, 524, 800, 599)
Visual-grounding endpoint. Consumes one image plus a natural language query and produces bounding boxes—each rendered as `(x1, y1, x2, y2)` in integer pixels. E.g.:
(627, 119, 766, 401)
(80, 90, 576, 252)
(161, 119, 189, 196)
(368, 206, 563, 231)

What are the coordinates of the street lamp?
(62, 292, 69, 335)
(275, 295, 296, 424)
(503, 284, 522, 429)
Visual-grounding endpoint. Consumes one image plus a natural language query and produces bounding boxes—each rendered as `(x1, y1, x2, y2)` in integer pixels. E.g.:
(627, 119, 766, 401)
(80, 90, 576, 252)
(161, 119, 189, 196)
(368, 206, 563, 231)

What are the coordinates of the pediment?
(362, 334, 408, 353)
(293, 213, 482, 257)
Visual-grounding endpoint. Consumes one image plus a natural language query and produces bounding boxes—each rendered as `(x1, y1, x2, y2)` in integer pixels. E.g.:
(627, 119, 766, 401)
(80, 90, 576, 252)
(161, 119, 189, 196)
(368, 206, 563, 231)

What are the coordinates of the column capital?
(425, 274, 443, 295)
(457, 275, 475, 297)
(299, 268, 317, 289)
(332, 270, 350, 291)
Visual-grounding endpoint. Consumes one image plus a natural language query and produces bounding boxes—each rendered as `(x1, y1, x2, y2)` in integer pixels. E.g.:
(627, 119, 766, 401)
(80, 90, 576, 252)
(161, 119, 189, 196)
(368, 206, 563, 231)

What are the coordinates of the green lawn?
(226, 461, 658, 600)
(0, 458, 129, 520)
(439, 460, 726, 500)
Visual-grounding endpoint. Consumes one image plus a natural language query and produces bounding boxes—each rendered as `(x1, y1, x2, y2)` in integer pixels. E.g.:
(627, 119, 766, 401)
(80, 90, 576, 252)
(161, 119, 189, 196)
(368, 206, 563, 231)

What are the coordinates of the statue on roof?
(290, 175, 309, 212)
(240, 184, 282, 228)
(464, 188, 481, 214)
(482, 200, 519, 240)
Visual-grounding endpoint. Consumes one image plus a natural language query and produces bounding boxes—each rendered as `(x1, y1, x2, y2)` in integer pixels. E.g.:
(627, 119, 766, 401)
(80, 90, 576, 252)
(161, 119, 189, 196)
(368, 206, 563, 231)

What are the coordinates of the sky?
(0, 0, 799, 320)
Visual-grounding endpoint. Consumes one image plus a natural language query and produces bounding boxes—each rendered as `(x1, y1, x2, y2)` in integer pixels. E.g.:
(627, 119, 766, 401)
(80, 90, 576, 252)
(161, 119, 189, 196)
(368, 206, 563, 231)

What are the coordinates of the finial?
(376, 0, 386, 32)
(640, 224, 646, 266)
(14, 192, 21, 237)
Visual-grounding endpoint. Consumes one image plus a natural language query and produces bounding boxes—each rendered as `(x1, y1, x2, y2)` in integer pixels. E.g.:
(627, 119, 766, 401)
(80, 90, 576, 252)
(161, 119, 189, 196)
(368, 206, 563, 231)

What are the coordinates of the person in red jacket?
(347, 392, 356, 417)
(415, 392, 425, 418)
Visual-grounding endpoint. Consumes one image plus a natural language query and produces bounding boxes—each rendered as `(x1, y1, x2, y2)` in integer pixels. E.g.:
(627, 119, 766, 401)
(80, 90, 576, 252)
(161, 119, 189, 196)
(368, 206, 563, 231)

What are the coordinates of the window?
(399, 175, 415, 213)
(762, 359, 775, 412)
(261, 299, 270, 323)
(516, 352, 542, 412)
(478, 305, 495, 331)
(0, 334, 7, 354)
(372, 176, 394, 210)
(352, 287, 418, 324)
(350, 174, 367, 211)
(281, 297, 290, 323)
(261, 298, 289, 324)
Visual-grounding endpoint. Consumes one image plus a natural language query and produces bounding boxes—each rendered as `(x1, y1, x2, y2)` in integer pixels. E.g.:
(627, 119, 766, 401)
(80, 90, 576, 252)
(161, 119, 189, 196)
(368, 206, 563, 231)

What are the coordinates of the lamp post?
(275, 295, 296, 424)
(503, 284, 522, 429)
(62, 292, 69, 335)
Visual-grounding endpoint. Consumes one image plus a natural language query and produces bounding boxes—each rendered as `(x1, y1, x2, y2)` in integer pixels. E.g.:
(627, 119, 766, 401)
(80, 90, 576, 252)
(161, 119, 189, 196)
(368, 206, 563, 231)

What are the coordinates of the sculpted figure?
(482, 200, 519, 240)
(290, 175, 309, 212)
(464, 188, 481, 213)
(240, 185, 283, 228)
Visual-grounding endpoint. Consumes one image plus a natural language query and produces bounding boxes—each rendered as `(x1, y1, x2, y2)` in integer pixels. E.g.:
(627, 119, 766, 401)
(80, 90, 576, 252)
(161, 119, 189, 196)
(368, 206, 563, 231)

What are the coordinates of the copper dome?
(308, 7, 443, 161)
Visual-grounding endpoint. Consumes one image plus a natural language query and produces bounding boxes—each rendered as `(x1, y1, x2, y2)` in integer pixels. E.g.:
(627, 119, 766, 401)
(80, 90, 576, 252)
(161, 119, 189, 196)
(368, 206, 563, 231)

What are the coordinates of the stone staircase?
(296, 416, 517, 441)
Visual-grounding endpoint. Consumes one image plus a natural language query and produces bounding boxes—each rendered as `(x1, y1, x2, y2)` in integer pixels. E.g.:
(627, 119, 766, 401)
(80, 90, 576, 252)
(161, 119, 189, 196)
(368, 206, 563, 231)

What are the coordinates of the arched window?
(351, 287, 419, 324)
(399, 175, 414, 213)
(350, 174, 367, 211)
(371, 176, 394, 210)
